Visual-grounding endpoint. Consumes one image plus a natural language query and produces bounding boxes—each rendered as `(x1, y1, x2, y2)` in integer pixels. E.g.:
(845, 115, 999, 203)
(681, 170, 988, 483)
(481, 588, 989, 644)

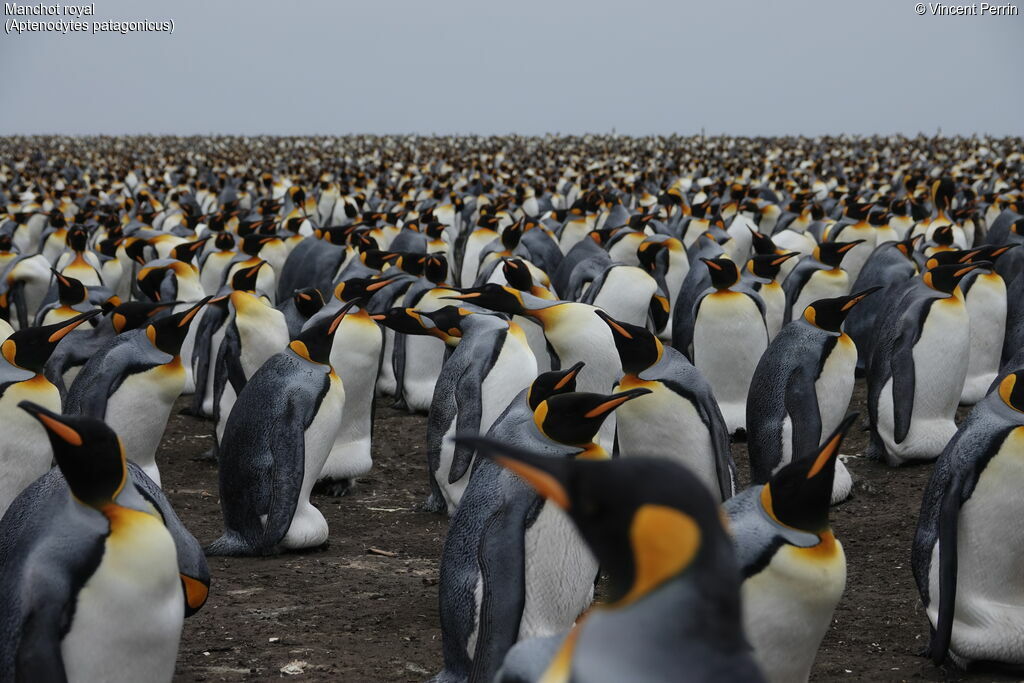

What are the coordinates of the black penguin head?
(894, 234, 923, 260)
(594, 309, 661, 375)
(51, 269, 88, 305)
(968, 243, 1018, 266)
(413, 305, 473, 339)
(170, 238, 209, 264)
(527, 362, 585, 410)
(66, 226, 89, 252)
(292, 288, 325, 319)
(501, 259, 536, 291)
(108, 301, 175, 334)
(814, 240, 863, 268)
(333, 276, 396, 303)
(2, 311, 100, 372)
(931, 225, 955, 247)
(290, 299, 360, 365)
(803, 287, 882, 333)
(122, 237, 151, 266)
(636, 240, 666, 274)
(747, 252, 798, 281)
(213, 231, 236, 251)
(458, 436, 730, 606)
(145, 298, 211, 356)
(423, 254, 449, 285)
(19, 401, 125, 508)
(442, 284, 526, 316)
(923, 262, 988, 294)
(998, 372, 1024, 413)
(535, 389, 651, 447)
(229, 261, 267, 292)
(748, 227, 778, 256)
(701, 257, 740, 290)
(761, 413, 858, 534)
(500, 221, 523, 250)
(369, 307, 459, 344)
(931, 177, 956, 212)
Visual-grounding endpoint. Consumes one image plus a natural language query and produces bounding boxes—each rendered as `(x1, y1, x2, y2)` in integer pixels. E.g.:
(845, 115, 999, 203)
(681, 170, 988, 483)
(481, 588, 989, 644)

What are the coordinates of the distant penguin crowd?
(0, 133, 1023, 681)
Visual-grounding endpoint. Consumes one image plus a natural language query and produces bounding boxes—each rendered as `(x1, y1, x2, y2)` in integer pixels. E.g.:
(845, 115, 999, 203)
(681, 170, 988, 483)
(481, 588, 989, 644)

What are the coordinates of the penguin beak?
(18, 400, 83, 446)
(806, 413, 859, 480)
(178, 297, 213, 328)
(328, 298, 362, 335)
(554, 361, 586, 390)
(453, 434, 573, 510)
(584, 388, 652, 418)
(594, 309, 634, 340)
(772, 252, 799, 266)
(699, 257, 722, 270)
(840, 286, 883, 311)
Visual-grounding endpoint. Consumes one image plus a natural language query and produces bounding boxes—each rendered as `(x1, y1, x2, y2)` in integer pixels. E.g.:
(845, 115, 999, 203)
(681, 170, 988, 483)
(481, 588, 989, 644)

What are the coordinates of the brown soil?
(165, 383, 1016, 682)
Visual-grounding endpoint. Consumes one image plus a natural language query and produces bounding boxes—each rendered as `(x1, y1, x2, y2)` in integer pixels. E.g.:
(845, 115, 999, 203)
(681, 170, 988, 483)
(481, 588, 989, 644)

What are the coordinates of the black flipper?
(785, 364, 823, 461)
(930, 477, 962, 665)
(891, 328, 918, 445)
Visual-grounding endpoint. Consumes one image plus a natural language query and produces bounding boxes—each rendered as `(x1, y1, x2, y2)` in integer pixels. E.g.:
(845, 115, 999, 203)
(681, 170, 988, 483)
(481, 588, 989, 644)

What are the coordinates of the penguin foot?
(419, 493, 447, 514)
(193, 446, 218, 463)
(314, 478, 354, 497)
(391, 396, 409, 412)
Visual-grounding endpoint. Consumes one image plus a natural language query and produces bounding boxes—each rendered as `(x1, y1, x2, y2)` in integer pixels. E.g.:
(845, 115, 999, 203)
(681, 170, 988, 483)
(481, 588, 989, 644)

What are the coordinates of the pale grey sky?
(1, 0, 1022, 136)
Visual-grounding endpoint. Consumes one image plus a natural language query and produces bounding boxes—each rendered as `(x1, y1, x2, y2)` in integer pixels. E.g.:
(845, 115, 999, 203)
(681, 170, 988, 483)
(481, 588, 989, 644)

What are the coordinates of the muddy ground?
(164, 382, 1016, 682)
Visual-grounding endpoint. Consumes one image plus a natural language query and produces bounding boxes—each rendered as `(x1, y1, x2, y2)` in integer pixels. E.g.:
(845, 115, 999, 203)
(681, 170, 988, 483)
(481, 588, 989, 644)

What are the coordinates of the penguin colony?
(0, 133, 1022, 682)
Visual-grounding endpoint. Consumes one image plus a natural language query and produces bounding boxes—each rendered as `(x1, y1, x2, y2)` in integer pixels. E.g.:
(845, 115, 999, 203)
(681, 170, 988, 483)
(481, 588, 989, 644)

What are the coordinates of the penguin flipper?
(784, 365, 823, 461)
(260, 389, 313, 551)
(471, 494, 533, 682)
(664, 376, 735, 499)
(891, 328, 918, 445)
(10, 280, 28, 330)
(128, 462, 210, 616)
(14, 593, 71, 682)
(449, 376, 485, 485)
(930, 476, 963, 665)
(392, 331, 408, 407)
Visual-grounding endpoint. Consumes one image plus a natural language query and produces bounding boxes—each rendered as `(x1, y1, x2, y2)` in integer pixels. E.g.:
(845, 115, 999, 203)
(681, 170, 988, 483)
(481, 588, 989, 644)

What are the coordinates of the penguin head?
(442, 284, 526, 316)
(2, 311, 100, 372)
(66, 225, 89, 252)
(291, 299, 361, 365)
(527, 361, 585, 410)
(423, 254, 449, 285)
(535, 389, 651, 450)
(122, 237, 151, 266)
(229, 260, 267, 292)
(170, 238, 209, 265)
(213, 231, 236, 251)
(636, 240, 667, 274)
(814, 240, 863, 268)
(292, 288, 325, 319)
(803, 287, 882, 333)
(931, 177, 956, 213)
(997, 372, 1024, 413)
(931, 224, 955, 247)
(760, 413, 858, 534)
(18, 401, 125, 508)
(370, 307, 460, 344)
(137, 264, 173, 302)
(459, 436, 732, 606)
(968, 243, 1018, 266)
(594, 309, 661, 374)
(501, 259, 535, 292)
(894, 234, 923, 260)
(922, 262, 989, 294)
(145, 298, 211, 357)
(700, 257, 740, 290)
(51, 268, 88, 305)
(333, 276, 397, 303)
(748, 227, 778, 256)
(109, 301, 175, 334)
(746, 252, 798, 281)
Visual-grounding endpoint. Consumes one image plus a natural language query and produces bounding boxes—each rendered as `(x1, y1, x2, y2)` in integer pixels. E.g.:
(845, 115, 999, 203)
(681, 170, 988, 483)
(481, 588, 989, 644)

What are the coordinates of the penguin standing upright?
(727, 415, 856, 683)
(690, 257, 769, 435)
(958, 245, 1017, 405)
(741, 252, 798, 340)
(376, 306, 537, 513)
(747, 290, 878, 503)
(0, 404, 188, 682)
(0, 312, 98, 516)
(595, 310, 734, 500)
(65, 299, 210, 485)
(432, 377, 651, 683)
(206, 305, 352, 556)
(35, 270, 95, 326)
(475, 439, 765, 683)
(913, 372, 1024, 668)
(867, 263, 987, 465)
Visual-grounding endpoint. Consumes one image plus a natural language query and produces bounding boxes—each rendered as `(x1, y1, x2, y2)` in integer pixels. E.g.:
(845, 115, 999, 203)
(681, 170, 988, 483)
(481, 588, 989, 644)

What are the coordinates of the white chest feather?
(62, 506, 184, 683)
(0, 377, 60, 514)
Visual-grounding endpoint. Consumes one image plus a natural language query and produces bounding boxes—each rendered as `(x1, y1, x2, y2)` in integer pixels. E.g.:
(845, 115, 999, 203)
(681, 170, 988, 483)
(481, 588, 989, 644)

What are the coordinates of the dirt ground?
(163, 382, 1017, 683)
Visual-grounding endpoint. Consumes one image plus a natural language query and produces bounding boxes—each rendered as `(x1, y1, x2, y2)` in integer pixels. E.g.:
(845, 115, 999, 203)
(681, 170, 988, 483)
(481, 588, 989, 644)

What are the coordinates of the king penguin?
(747, 289, 879, 503)
(470, 438, 765, 683)
(206, 304, 354, 556)
(65, 298, 210, 486)
(0, 311, 99, 516)
(594, 309, 735, 501)
(867, 263, 987, 466)
(0, 403, 188, 683)
(912, 372, 1024, 669)
(726, 414, 856, 683)
(689, 256, 769, 436)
